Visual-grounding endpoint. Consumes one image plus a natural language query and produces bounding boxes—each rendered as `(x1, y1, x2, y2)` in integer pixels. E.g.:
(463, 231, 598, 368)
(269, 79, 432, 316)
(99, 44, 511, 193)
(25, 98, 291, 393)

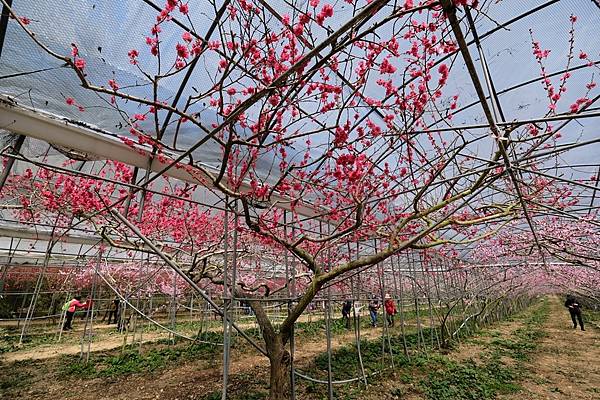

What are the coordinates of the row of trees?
(1, 0, 599, 397)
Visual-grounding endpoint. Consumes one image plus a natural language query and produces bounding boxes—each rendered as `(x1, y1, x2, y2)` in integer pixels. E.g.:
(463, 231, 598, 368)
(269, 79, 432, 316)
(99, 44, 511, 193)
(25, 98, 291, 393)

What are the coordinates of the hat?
(385, 294, 391, 299)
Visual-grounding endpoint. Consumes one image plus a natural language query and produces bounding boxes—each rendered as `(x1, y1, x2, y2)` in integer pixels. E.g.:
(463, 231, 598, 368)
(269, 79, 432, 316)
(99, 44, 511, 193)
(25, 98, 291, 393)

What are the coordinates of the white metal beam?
(0, 95, 321, 218)
(0, 223, 104, 246)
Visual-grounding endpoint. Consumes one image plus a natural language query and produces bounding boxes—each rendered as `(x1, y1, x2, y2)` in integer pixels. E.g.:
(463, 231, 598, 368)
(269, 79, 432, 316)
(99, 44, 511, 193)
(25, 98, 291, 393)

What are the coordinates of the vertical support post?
(321, 221, 334, 400)
(230, 198, 239, 366)
(221, 197, 231, 400)
(375, 239, 394, 369)
(0, 237, 14, 293)
(289, 219, 298, 400)
(134, 254, 142, 349)
(408, 251, 424, 349)
(393, 255, 409, 357)
(325, 277, 334, 400)
(356, 242, 369, 386)
(171, 268, 177, 344)
(0, 135, 25, 194)
(0, 0, 13, 58)
(81, 251, 100, 363)
(283, 211, 296, 400)
(19, 232, 55, 344)
(421, 255, 438, 349)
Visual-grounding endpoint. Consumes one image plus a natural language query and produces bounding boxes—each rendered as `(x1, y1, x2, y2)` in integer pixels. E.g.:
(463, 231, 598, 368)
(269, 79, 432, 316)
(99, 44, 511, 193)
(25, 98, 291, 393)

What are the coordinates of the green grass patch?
(0, 368, 33, 391)
(422, 358, 520, 400)
(0, 327, 59, 353)
(59, 340, 220, 378)
(421, 300, 549, 400)
(297, 299, 549, 400)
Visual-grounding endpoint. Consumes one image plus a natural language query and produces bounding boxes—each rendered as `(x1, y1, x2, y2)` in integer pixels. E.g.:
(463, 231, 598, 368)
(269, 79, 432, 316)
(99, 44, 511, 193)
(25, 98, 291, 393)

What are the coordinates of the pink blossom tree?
(2, 0, 599, 397)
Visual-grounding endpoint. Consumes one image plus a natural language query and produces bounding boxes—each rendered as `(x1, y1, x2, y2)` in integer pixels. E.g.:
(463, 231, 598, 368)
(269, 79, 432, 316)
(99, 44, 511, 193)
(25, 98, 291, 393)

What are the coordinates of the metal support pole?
(0, 134, 25, 193)
(394, 255, 409, 357)
(322, 222, 334, 400)
(221, 197, 231, 400)
(81, 251, 100, 362)
(408, 251, 424, 349)
(19, 232, 55, 344)
(0, 0, 13, 58)
(109, 209, 267, 356)
(283, 211, 297, 400)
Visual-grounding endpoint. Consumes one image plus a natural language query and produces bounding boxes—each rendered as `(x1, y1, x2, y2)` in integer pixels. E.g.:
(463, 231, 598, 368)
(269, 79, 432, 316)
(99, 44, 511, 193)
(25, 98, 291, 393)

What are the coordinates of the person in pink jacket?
(62, 296, 88, 331)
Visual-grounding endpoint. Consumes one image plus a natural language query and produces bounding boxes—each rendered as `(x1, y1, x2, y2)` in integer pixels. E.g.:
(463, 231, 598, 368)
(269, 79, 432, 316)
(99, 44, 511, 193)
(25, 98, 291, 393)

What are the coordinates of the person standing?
(564, 295, 585, 331)
(384, 294, 397, 327)
(105, 299, 120, 324)
(368, 297, 380, 327)
(341, 300, 352, 329)
(62, 295, 88, 331)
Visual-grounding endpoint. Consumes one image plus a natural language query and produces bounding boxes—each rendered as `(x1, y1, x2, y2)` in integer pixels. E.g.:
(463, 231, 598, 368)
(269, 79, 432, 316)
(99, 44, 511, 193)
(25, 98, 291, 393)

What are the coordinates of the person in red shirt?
(62, 296, 88, 331)
(384, 294, 397, 328)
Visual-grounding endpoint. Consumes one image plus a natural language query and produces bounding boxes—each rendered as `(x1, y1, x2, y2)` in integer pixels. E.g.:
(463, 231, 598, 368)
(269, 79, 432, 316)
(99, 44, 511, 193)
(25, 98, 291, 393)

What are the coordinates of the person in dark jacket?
(341, 300, 352, 329)
(368, 298, 380, 327)
(105, 299, 120, 324)
(564, 295, 584, 331)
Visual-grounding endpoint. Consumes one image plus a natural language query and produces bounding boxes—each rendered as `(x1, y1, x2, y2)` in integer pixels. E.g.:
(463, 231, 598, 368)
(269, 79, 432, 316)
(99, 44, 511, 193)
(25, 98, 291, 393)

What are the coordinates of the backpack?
(62, 300, 72, 312)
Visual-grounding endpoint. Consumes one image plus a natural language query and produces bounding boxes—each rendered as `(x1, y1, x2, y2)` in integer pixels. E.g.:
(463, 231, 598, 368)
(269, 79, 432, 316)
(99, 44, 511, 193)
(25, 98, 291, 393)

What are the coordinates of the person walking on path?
(384, 294, 397, 327)
(368, 297, 380, 327)
(341, 300, 352, 329)
(62, 295, 89, 331)
(101, 298, 120, 325)
(564, 295, 585, 331)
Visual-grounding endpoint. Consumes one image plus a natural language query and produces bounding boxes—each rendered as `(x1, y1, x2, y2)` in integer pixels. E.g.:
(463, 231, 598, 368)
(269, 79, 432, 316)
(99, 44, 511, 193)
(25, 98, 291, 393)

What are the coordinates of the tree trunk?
(267, 337, 292, 400)
(246, 297, 294, 399)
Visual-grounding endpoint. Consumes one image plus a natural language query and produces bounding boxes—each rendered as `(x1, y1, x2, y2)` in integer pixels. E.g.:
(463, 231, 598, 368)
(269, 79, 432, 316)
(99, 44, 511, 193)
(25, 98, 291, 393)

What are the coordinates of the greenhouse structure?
(0, 0, 599, 399)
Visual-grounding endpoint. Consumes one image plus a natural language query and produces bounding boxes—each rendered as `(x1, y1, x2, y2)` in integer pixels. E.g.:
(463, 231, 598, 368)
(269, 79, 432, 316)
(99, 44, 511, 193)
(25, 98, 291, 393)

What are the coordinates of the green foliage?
(488, 302, 549, 362)
(202, 391, 222, 400)
(0, 297, 13, 319)
(0, 368, 32, 391)
(0, 327, 59, 353)
(0, 328, 14, 354)
(422, 359, 520, 400)
(421, 300, 550, 400)
(105, 349, 166, 376)
(586, 309, 600, 324)
(59, 340, 219, 379)
(61, 359, 97, 376)
(302, 299, 550, 400)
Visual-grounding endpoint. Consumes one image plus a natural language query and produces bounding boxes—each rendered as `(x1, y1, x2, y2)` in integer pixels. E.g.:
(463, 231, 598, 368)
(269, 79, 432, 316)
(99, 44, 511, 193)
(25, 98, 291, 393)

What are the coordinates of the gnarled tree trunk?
(248, 298, 293, 400)
(267, 335, 292, 400)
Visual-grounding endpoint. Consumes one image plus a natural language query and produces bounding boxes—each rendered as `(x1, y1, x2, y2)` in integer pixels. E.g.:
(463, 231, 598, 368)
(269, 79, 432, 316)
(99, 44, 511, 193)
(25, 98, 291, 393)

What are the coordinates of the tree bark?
(247, 299, 292, 400)
(267, 336, 292, 400)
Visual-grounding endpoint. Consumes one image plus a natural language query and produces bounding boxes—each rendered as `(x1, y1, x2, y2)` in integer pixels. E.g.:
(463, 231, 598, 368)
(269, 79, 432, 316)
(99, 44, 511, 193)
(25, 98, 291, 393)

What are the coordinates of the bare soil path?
(500, 297, 600, 400)
(2, 331, 170, 362)
(3, 298, 598, 400)
(0, 317, 389, 399)
(0, 313, 323, 362)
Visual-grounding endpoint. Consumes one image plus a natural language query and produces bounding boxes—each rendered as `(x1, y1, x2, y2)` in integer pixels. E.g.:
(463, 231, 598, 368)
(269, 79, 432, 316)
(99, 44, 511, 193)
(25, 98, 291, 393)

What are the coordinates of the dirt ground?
(500, 298, 600, 400)
(341, 297, 600, 400)
(0, 320, 386, 400)
(1, 298, 598, 400)
(0, 313, 323, 363)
